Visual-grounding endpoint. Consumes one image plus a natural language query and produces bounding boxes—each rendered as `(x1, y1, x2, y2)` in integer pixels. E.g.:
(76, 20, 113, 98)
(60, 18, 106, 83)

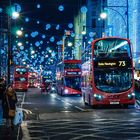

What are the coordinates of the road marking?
(17, 92, 31, 140)
(21, 121, 31, 140)
(74, 106, 85, 111)
(56, 97, 86, 112)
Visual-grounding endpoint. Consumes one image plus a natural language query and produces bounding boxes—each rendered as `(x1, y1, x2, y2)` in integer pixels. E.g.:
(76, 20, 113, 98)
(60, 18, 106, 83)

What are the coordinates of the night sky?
(0, 0, 85, 77)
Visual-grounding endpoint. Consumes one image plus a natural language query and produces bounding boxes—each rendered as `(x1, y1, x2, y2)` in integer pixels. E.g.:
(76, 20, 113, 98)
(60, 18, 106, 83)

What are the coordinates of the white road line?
(17, 92, 28, 140)
(21, 121, 31, 140)
(56, 97, 85, 111)
(74, 106, 85, 111)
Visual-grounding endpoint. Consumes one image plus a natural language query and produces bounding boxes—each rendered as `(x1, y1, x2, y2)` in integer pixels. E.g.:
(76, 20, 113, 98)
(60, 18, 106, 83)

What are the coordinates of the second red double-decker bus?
(56, 60, 81, 96)
(28, 72, 38, 88)
(13, 66, 28, 92)
(81, 37, 135, 107)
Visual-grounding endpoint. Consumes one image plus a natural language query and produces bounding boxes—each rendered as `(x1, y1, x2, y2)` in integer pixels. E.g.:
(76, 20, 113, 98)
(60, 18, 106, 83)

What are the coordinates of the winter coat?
(0, 83, 6, 100)
(2, 90, 18, 119)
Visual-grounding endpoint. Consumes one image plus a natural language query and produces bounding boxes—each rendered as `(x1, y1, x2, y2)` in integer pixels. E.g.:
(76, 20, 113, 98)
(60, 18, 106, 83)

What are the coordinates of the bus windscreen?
(94, 39, 131, 58)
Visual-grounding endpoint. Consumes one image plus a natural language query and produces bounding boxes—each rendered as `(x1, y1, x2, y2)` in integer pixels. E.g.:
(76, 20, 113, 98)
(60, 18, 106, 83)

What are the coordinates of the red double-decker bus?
(28, 72, 38, 88)
(82, 37, 135, 107)
(13, 66, 28, 92)
(56, 60, 81, 96)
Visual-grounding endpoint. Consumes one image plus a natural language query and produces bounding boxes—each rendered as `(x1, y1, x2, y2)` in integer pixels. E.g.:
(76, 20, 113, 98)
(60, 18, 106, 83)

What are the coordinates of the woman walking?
(2, 84, 17, 134)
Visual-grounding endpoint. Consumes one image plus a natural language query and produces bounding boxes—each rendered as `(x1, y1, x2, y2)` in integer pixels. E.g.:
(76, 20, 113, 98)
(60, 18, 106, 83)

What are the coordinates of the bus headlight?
(128, 93, 135, 100)
(64, 89, 68, 94)
(94, 94, 103, 101)
(52, 87, 55, 91)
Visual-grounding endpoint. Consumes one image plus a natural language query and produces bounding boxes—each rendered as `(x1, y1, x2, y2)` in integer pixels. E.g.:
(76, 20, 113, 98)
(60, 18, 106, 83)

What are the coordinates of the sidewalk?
(0, 123, 21, 140)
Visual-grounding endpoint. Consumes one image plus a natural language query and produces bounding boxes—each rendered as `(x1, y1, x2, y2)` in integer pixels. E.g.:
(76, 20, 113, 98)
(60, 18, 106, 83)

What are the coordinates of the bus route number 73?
(119, 61, 126, 67)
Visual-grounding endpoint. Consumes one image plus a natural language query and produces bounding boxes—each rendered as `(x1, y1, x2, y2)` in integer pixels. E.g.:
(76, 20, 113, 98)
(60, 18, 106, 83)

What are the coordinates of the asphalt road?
(17, 88, 140, 140)
(1, 88, 140, 140)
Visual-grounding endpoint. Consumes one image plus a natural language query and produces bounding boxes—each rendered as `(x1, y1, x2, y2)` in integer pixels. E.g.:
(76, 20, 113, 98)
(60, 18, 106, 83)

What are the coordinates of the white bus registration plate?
(110, 102, 119, 104)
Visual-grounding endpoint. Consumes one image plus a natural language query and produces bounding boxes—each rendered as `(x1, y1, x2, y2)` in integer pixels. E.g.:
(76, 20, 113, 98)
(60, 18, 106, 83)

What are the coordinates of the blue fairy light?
(71, 33, 75, 37)
(17, 53, 21, 57)
(42, 35, 46, 39)
(52, 52, 55, 57)
(0, 8, 3, 13)
(1, 50, 4, 54)
(80, 6, 88, 13)
(47, 47, 50, 51)
(35, 31, 39, 36)
(37, 4, 41, 8)
(31, 32, 36, 37)
(37, 21, 40, 24)
(20, 46, 24, 50)
(58, 5, 64, 11)
(25, 17, 29, 22)
(40, 41, 43, 44)
(56, 24, 60, 30)
(25, 34, 28, 38)
(46, 24, 51, 30)
(57, 40, 63, 45)
(68, 23, 73, 28)
(31, 31, 38, 38)
(34, 54, 37, 58)
(13, 3, 21, 12)
(50, 36, 55, 42)
(89, 32, 94, 37)
(35, 41, 40, 47)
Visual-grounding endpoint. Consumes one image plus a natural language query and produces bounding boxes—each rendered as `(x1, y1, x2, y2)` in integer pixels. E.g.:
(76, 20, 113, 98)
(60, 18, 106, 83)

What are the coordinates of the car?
(40, 83, 46, 92)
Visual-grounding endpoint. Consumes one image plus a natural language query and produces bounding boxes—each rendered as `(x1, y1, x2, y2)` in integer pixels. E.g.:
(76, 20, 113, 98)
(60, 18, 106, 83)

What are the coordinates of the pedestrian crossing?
(21, 117, 140, 140)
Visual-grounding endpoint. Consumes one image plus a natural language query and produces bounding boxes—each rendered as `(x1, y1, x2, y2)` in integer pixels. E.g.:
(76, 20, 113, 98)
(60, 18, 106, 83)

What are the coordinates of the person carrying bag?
(2, 84, 18, 133)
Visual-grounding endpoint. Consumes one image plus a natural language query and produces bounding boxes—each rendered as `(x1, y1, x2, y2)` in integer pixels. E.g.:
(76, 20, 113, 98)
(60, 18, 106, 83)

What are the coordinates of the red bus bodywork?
(13, 66, 28, 92)
(82, 37, 135, 107)
(56, 60, 81, 96)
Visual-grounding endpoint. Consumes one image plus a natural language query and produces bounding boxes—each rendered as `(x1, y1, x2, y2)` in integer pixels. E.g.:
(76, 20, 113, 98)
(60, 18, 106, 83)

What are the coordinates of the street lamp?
(7, 8, 20, 84)
(17, 42, 22, 47)
(16, 30, 22, 36)
(12, 11, 19, 19)
(100, 0, 129, 38)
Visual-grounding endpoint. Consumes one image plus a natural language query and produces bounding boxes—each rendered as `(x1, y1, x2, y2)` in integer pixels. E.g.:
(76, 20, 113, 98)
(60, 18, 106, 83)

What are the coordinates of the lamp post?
(7, 9, 11, 84)
(7, 2, 20, 84)
(100, 0, 129, 38)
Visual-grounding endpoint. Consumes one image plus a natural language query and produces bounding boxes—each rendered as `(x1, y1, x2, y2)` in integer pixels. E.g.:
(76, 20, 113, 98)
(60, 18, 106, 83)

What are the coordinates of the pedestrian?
(0, 78, 6, 100)
(2, 84, 18, 134)
(0, 78, 6, 124)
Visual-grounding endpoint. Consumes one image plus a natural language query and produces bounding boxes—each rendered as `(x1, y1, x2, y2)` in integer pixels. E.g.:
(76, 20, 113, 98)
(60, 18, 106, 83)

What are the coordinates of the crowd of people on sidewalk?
(0, 78, 18, 135)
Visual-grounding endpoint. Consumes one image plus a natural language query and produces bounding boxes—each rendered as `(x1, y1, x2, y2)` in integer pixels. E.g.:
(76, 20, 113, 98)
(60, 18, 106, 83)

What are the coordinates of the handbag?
(13, 108, 23, 125)
(6, 95, 16, 117)
(9, 109, 15, 117)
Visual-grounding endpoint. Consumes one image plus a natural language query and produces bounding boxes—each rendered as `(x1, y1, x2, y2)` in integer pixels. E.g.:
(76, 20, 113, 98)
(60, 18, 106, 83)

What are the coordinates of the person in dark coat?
(0, 78, 6, 100)
(0, 78, 6, 125)
(2, 84, 18, 132)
